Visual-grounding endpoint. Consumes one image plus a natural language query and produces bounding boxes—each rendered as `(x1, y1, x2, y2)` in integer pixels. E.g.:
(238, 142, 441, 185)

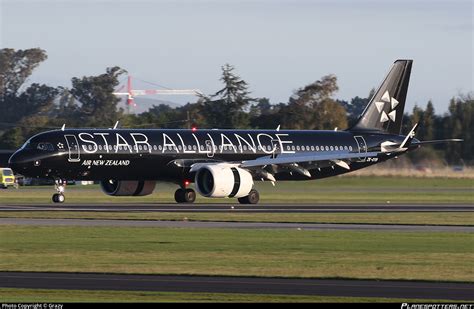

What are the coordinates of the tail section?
(350, 60, 413, 135)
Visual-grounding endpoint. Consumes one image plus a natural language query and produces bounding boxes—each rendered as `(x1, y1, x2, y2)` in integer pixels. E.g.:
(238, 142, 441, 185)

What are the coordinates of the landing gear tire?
(53, 179, 67, 204)
(52, 193, 65, 203)
(175, 188, 196, 204)
(238, 189, 260, 204)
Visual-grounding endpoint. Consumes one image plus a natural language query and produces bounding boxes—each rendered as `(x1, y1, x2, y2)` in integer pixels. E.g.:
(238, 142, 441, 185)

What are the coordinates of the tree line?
(0, 48, 472, 165)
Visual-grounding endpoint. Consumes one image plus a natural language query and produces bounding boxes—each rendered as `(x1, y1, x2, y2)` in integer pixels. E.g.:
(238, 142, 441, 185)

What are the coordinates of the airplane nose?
(8, 151, 25, 172)
(8, 152, 19, 170)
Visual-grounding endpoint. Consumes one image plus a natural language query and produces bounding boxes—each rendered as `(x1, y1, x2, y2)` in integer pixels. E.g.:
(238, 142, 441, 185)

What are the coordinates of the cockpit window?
(37, 142, 54, 151)
(20, 141, 31, 150)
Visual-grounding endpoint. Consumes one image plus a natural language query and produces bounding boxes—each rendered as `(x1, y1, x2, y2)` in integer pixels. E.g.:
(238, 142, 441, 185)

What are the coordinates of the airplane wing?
(188, 151, 380, 181)
(241, 151, 379, 169)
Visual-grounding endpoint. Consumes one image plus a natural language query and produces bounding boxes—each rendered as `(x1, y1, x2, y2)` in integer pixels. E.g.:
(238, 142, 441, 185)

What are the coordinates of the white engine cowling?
(195, 164, 254, 198)
(100, 180, 156, 196)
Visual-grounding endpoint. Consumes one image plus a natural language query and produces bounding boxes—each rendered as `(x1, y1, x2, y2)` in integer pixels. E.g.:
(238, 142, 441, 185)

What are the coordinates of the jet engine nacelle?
(195, 164, 253, 198)
(100, 180, 156, 196)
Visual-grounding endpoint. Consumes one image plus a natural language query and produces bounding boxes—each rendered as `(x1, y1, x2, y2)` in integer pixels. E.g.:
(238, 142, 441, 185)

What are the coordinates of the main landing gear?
(173, 185, 260, 205)
(52, 180, 66, 203)
(174, 188, 196, 204)
(238, 189, 260, 204)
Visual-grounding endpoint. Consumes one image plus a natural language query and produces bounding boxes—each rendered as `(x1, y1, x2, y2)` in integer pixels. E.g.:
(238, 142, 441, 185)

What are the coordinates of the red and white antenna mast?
(113, 75, 202, 108)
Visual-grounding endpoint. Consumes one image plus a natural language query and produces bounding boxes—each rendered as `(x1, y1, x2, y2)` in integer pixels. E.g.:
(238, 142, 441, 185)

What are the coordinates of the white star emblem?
(57, 142, 64, 149)
(375, 90, 398, 123)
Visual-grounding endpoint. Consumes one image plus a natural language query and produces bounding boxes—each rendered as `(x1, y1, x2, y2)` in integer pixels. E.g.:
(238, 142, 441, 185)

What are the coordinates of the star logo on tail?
(375, 90, 398, 123)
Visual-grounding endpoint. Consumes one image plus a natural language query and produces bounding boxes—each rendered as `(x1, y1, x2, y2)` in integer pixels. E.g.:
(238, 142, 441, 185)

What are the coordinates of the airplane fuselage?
(9, 128, 409, 183)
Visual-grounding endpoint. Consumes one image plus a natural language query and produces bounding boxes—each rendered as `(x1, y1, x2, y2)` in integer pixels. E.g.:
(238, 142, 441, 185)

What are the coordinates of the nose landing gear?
(52, 180, 66, 203)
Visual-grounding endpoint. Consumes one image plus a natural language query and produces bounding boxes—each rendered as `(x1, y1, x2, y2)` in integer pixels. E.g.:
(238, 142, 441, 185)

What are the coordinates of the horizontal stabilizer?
(413, 139, 463, 146)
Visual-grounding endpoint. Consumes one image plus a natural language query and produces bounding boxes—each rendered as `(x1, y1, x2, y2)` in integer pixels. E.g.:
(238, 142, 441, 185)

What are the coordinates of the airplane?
(8, 60, 462, 204)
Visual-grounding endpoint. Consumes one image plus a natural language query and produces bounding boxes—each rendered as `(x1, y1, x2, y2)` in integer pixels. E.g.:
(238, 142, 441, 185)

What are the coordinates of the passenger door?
(64, 135, 80, 162)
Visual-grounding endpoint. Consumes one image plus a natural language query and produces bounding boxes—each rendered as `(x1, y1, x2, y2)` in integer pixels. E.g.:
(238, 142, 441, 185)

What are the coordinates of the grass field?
(0, 176, 472, 204)
(0, 176, 472, 302)
(0, 288, 455, 303)
(1, 226, 472, 282)
(1, 211, 473, 226)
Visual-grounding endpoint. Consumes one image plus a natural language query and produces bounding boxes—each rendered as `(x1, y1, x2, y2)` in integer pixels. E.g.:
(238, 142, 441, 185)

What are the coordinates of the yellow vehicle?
(0, 168, 16, 189)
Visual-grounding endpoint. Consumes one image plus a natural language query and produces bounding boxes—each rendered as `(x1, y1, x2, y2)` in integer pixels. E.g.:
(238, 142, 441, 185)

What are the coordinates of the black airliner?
(8, 60, 461, 204)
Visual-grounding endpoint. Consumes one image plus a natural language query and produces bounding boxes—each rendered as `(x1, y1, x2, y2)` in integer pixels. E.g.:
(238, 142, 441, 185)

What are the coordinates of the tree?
(249, 98, 285, 129)
(422, 100, 436, 141)
(338, 89, 374, 128)
(444, 94, 473, 164)
(0, 48, 47, 98)
(0, 48, 55, 124)
(282, 75, 347, 130)
(198, 64, 256, 128)
(70, 66, 126, 127)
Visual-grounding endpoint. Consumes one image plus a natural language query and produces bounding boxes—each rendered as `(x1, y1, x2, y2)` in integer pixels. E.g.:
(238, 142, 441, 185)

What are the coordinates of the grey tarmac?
(0, 203, 472, 213)
(0, 272, 472, 300)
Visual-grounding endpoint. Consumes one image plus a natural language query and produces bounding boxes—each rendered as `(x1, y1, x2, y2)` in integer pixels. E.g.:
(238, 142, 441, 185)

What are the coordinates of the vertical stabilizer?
(350, 60, 412, 135)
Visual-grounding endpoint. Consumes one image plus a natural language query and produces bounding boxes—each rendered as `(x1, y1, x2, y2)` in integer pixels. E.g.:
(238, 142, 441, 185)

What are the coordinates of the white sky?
(1, 0, 473, 113)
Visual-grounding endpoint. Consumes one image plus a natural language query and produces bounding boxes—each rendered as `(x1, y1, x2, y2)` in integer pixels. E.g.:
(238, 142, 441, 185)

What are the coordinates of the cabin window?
(349, 146, 353, 151)
(316, 146, 319, 151)
(291, 145, 295, 151)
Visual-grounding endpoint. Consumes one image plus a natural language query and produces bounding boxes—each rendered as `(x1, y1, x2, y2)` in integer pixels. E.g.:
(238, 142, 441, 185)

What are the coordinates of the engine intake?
(195, 164, 253, 198)
(100, 180, 156, 196)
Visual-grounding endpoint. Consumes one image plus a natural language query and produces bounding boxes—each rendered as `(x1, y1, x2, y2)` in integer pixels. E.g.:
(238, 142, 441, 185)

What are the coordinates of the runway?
(1, 272, 472, 300)
(0, 217, 472, 232)
(0, 203, 473, 213)
(1, 203, 472, 300)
